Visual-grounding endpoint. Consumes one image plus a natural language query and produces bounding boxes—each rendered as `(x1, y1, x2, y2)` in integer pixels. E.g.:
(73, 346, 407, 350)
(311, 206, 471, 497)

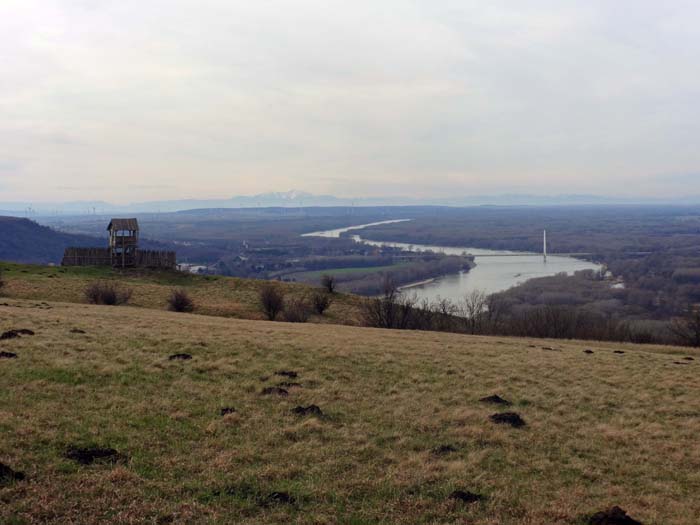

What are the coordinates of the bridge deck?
(471, 253, 593, 257)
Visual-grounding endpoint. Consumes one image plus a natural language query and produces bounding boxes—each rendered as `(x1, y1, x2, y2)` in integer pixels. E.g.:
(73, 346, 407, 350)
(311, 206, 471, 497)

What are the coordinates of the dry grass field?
(0, 262, 362, 325)
(1, 299, 699, 524)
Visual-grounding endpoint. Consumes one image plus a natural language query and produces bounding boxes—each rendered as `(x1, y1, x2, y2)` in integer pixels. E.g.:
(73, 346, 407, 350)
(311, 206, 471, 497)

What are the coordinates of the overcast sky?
(1, 1, 700, 203)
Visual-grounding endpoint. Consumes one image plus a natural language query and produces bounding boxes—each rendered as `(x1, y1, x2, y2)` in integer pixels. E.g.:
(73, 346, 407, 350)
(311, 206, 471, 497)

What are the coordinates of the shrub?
(311, 292, 333, 315)
(283, 297, 311, 323)
(84, 281, 132, 306)
(321, 274, 336, 294)
(259, 283, 285, 321)
(0, 268, 4, 296)
(167, 289, 194, 313)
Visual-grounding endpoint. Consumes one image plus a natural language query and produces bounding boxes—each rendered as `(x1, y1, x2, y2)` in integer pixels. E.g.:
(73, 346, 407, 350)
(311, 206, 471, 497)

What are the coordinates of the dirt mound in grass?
(260, 491, 295, 506)
(449, 490, 484, 503)
(168, 353, 192, 361)
(614, 351, 625, 354)
(65, 446, 123, 465)
(70, 328, 86, 334)
(278, 381, 302, 388)
(588, 506, 642, 525)
(261, 387, 288, 396)
(292, 405, 323, 417)
(0, 351, 18, 359)
(431, 444, 458, 456)
(490, 412, 526, 428)
(275, 370, 298, 378)
(0, 462, 25, 483)
(479, 394, 511, 405)
(1, 329, 34, 340)
(584, 349, 594, 354)
(220, 407, 236, 416)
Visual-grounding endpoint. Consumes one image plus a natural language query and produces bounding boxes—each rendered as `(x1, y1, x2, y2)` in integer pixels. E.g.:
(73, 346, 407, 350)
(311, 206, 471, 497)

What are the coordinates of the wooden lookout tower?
(108, 218, 139, 268)
(62, 218, 175, 268)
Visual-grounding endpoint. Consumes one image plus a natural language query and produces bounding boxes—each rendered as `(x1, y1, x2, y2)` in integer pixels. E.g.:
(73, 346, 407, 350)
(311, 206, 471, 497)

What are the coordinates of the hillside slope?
(0, 216, 100, 264)
(0, 262, 362, 324)
(1, 299, 698, 524)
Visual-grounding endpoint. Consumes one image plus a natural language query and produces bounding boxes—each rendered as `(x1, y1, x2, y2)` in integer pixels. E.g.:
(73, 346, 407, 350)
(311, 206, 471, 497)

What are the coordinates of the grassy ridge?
(1, 299, 699, 524)
(0, 262, 362, 324)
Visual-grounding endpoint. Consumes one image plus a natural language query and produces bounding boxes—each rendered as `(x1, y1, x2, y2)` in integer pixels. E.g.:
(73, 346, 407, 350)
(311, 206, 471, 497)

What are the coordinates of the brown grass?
(0, 263, 362, 326)
(1, 299, 699, 524)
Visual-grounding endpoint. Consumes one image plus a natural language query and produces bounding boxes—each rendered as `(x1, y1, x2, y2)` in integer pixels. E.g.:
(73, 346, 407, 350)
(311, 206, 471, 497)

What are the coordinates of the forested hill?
(0, 216, 100, 264)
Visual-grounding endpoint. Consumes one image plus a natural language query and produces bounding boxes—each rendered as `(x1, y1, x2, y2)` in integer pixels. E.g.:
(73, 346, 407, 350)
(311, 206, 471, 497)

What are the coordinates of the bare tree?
(431, 296, 458, 331)
(669, 305, 700, 347)
(459, 290, 488, 334)
(321, 274, 337, 294)
(483, 294, 508, 334)
(360, 276, 418, 329)
(259, 283, 285, 321)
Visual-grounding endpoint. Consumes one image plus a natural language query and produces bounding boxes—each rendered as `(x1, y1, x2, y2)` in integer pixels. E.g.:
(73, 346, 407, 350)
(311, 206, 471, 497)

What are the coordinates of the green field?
(289, 263, 408, 281)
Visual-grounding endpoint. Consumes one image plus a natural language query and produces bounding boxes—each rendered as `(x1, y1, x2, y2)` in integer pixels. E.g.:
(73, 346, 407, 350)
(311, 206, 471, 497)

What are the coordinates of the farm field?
(1, 299, 699, 524)
(287, 263, 409, 281)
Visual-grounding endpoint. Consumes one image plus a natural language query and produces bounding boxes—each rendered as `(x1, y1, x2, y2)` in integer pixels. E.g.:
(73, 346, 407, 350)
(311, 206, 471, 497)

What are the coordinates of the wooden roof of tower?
(107, 218, 139, 231)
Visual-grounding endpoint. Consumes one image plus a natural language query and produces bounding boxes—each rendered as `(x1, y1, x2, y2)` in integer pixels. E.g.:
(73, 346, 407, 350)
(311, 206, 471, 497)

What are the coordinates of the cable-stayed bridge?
(466, 232, 648, 260)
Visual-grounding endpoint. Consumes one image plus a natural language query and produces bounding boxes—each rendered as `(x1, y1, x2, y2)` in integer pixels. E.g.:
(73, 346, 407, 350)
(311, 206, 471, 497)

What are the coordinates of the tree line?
(358, 279, 700, 348)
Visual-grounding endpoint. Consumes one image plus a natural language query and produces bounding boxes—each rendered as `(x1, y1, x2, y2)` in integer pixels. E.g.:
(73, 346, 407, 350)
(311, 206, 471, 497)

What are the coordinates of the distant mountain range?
(3, 190, 700, 216)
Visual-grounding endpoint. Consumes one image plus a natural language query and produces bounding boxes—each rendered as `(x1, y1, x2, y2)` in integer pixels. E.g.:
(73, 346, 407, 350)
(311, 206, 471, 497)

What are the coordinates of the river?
(302, 220, 601, 303)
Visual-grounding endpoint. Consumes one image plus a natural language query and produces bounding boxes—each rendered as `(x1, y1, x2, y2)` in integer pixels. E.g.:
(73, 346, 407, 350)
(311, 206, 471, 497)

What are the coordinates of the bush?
(321, 274, 336, 294)
(311, 292, 333, 315)
(259, 283, 285, 321)
(167, 289, 194, 313)
(0, 268, 4, 296)
(283, 297, 311, 323)
(85, 281, 132, 306)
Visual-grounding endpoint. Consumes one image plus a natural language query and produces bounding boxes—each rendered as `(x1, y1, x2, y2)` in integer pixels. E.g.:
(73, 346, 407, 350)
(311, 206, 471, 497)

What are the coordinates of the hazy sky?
(2, 1, 700, 203)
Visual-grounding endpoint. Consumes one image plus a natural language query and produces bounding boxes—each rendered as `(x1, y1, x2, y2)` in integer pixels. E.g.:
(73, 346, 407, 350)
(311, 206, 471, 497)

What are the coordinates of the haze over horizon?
(2, 1, 700, 203)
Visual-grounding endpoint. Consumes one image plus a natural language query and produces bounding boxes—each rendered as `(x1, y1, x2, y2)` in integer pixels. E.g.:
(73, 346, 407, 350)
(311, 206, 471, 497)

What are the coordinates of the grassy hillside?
(0, 262, 362, 324)
(1, 299, 699, 524)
